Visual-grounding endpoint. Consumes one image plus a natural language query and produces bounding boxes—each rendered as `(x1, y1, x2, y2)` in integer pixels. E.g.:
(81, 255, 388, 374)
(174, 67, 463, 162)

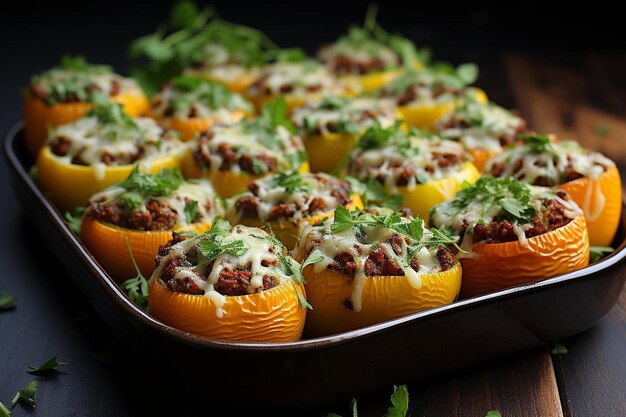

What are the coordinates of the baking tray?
(5, 121, 626, 410)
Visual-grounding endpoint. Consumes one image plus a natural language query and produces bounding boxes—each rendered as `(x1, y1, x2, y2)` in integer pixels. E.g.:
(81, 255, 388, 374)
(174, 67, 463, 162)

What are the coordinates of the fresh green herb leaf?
(350, 398, 358, 417)
(275, 47, 308, 63)
(27, 356, 69, 375)
(266, 171, 311, 194)
(195, 217, 248, 264)
(0, 291, 15, 311)
(64, 206, 85, 235)
(485, 412, 502, 417)
(384, 384, 409, 417)
(184, 199, 199, 224)
(87, 103, 138, 129)
(0, 401, 10, 416)
(120, 238, 150, 310)
(589, 245, 614, 263)
(319, 95, 350, 110)
(293, 282, 313, 310)
(350, 177, 403, 210)
(11, 380, 37, 408)
(593, 123, 610, 137)
(550, 342, 568, 355)
(331, 206, 354, 234)
(357, 122, 400, 149)
(457, 63, 479, 85)
(170, 0, 199, 29)
(116, 167, 185, 210)
(301, 249, 325, 273)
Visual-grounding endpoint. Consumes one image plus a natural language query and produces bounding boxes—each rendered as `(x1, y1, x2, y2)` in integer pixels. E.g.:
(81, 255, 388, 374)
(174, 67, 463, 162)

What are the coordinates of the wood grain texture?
(506, 52, 626, 417)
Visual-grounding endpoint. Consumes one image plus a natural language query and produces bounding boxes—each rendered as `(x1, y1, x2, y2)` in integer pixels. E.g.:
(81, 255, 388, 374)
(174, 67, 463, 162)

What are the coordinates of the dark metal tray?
(5, 121, 626, 410)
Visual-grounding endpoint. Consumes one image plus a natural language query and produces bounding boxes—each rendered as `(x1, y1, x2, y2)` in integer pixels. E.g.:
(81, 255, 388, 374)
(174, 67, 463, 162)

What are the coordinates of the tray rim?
(6, 120, 626, 353)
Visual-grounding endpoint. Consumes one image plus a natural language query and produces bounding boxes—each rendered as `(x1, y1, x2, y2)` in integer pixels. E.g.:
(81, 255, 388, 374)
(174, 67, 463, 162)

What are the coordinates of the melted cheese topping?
(430, 185, 582, 251)
(154, 225, 293, 318)
(47, 116, 184, 178)
(227, 172, 352, 223)
(89, 180, 223, 228)
(293, 210, 448, 312)
(437, 101, 526, 152)
(380, 71, 470, 106)
(348, 137, 467, 191)
(32, 69, 142, 101)
(192, 123, 305, 174)
(151, 81, 253, 119)
(292, 96, 398, 135)
(249, 62, 340, 98)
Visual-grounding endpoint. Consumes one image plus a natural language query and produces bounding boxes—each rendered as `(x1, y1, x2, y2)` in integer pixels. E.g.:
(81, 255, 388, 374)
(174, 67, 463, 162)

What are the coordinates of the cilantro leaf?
(384, 385, 409, 417)
(170, 0, 199, 29)
(184, 199, 199, 224)
(0, 291, 15, 311)
(589, 245, 613, 263)
(485, 412, 502, 417)
(301, 249, 325, 272)
(550, 342, 568, 355)
(87, 103, 138, 129)
(195, 217, 249, 264)
(11, 380, 37, 408)
(64, 207, 85, 235)
(115, 167, 185, 210)
(27, 356, 69, 375)
(331, 206, 354, 234)
(120, 238, 150, 310)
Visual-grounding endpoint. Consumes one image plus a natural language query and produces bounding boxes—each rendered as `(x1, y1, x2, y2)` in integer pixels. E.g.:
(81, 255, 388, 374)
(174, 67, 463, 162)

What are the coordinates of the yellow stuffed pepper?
(24, 55, 149, 157)
(148, 219, 308, 342)
(346, 123, 480, 222)
(181, 98, 309, 198)
(149, 76, 253, 141)
(485, 134, 622, 246)
(226, 171, 363, 250)
(246, 60, 354, 115)
(436, 100, 527, 172)
(430, 177, 590, 298)
(37, 103, 184, 211)
(375, 65, 487, 130)
(291, 95, 400, 173)
(292, 207, 462, 337)
(80, 168, 222, 282)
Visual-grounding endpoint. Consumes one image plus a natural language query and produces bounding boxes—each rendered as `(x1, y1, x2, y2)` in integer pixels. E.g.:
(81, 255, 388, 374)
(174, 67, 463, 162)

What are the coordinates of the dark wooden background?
(1, 2, 626, 416)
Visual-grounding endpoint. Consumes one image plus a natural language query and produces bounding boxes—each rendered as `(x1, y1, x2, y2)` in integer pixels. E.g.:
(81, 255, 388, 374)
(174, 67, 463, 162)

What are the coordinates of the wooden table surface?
(1, 5, 626, 416)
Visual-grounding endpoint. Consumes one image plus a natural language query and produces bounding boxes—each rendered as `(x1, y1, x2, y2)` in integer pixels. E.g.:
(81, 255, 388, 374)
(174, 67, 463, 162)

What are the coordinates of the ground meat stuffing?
(327, 233, 455, 277)
(329, 54, 395, 75)
(468, 196, 572, 244)
(214, 266, 279, 296)
(89, 199, 179, 231)
(192, 133, 278, 174)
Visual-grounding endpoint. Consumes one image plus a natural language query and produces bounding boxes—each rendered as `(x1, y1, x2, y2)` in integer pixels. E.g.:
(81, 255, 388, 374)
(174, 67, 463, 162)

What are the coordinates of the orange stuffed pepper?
(226, 171, 363, 249)
(293, 207, 462, 337)
(485, 134, 622, 246)
(148, 219, 307, 342)
(149, 76, 253, 141)
(430, 177, 590, 298)
(291, 95, 399, 173)
(181, 99, 309, 198)
(36, 104, 184, 211)
(80, 168, 222, 282)
(436, 100, 527, 172)
(24, 55, 149, 157)
(346, 123, 480, 222)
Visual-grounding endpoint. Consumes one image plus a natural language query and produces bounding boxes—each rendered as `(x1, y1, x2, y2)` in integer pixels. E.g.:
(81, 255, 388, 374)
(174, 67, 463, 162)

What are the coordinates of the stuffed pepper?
(430, 176, 590, 298)
(293, 207, 462, 337)
(346, 123, 480, 222)
(37, 103, 184, 211)
(291, 95, 399, 173)
(485, 134, 622, 246)
(317, 8, 425, 93)
(24, 55, 149, 156)
(149, 218, 307, 342)
(226, 171, 363, 249)
(181, 98, 309, 197)
(436, 100, 527, 171)
(376, 65, 487, 130)
(81, 168, 222, 282)
(245, 60, 353, 115)
(149, 76, 253, 141)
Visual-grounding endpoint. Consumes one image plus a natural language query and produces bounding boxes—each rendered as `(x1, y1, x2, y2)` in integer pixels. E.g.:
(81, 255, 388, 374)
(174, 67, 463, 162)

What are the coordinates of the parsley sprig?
(87, 103, 138, 129)
(166, 76, 252, 113)
(195, 217, 249, 265)
(114, 167, 185, 211)
(518, 133, 558, 156)
(120, 238, 150, 311)
(264, 171, 312, 194)
(345, 177, 404, 210)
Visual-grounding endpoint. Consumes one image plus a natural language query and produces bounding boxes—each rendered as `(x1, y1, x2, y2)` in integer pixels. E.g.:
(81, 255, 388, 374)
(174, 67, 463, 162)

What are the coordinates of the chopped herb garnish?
(115, 167, 185, 210)
(593, 123, 610, 136)
(64, 206, 85, 235)
(0, 401, 10, 416)
(384, 384, 409, 417)
(11, 380, 37, 408)
(265, 171, 312, 194)
(27, 356, 69, 375)
(518, 133, 558, 156)
(87, 103, 138, 129)
(278, 254, 312, 309)
(0, 291, 15, 311)
(485, 412, 502, 417)
(120, 238, 150, 310)
(184, 199, 199, 224)
(589, 245, 613, 263)
(550, 341, 568, 355)
(195, 217, 249, 264)
(346, 177, 404, 210)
